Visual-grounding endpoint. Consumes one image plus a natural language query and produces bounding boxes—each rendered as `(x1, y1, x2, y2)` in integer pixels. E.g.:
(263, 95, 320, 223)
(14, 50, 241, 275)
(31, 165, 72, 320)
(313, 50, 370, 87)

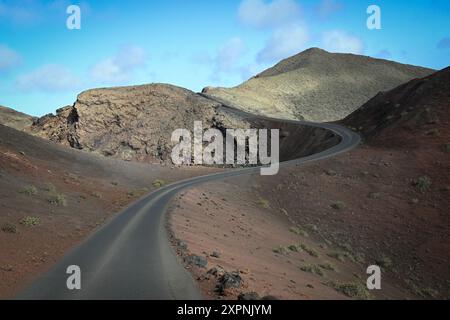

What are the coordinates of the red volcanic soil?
(0, 124, 219, 299)
(168, 68, 450, 299)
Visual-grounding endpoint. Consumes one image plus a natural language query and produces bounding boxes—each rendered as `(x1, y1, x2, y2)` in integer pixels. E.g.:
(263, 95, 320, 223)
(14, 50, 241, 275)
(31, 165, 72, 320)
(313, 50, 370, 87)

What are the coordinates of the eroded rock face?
(30, 84, 250, 163)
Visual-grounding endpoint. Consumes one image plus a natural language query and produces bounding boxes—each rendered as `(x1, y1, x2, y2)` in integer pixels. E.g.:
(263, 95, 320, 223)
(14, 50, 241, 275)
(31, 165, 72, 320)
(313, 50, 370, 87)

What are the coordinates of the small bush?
(414, 176, 431, 193)
(289, 226, 308, 237)
(20, 185, 37, 196)
(128, 187, 149, 197)
(45, 183, 56, 193)
(1, 222, 17, 233)
(331, 202, 345, 210)
(376, 255, 393, 269)
(327, 252, 346, 262)
(257, 197, 270, 209)
(48, 194, 67, 207)
(91, 191, 102, 199)
(319, 262, 336, 271)
(326, 281, 370, 299)
(304, 224, 319, 232)
(440, 143, 450, 152)
(20, 216, 40, 227)
(152, 179, 166, 188)
(272, 246, 289, 255)
(300, 244, 319, 257)
(300, 264, 324, 276)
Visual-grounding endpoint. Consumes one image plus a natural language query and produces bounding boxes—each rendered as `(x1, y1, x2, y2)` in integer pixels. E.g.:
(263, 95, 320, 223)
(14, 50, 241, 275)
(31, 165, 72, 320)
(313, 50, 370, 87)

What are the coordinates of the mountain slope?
(0, 105, 35, 130)
(29, 84, 251, 163)
(202, 48, 434, 121)
(343, 66, 450, 147)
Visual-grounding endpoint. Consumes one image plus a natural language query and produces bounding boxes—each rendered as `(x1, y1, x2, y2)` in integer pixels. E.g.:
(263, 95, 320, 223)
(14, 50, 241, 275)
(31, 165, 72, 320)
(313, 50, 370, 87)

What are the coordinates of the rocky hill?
(0, 105, 35, 130)
(343, 66, 450, 147)
(29, 84, 251, 163)
(202, 48, 434, 121)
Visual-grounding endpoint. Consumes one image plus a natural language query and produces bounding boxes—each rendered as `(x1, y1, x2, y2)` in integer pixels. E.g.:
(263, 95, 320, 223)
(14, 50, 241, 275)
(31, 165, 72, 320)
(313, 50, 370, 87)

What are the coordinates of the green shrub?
(45, 183, 56, 193)
(152, 179, 166, 188)
(289, 226, 308, 237)
(327, 252, 346, 262)
(128, 187, 149, 197)
(376, 255, 393, 269)
(257, 197, 270, 209)
(20, 185, 37, 196)
(300, 264, 324, 276)
(319, 262, 335, 271)
(414, 176, 431, 193)
(326, 281, 370, 299)
(440, 143, 450, 152)
(1, 222, 17, 233)
(300, 244, 319, 257)
(20, 216, 40, 227)
(48, 194, 67, 207)
(331, 202, 345, 210)
(272, 246, 289, 255)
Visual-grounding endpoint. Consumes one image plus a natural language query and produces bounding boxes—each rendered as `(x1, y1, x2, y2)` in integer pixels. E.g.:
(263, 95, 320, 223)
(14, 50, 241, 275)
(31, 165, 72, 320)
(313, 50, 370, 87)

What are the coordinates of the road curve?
(17, 114, 360, 300)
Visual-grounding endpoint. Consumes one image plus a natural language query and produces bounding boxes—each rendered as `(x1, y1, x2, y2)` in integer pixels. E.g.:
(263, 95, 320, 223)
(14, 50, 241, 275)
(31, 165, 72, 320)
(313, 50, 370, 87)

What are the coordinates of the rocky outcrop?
(30, 84, 251, 163)
(202, 48, 434, 122)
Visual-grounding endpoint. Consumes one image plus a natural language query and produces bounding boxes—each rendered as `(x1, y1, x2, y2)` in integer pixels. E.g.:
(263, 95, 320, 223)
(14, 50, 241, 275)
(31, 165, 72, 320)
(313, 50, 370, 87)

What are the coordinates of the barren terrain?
(0, 124, 219, 298)
(168, 68, 450, 300)
(203, 48, 433, 121)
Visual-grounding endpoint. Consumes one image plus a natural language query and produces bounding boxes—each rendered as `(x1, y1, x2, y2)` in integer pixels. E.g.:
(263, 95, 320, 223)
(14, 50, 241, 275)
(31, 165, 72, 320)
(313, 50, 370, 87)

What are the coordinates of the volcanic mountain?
(29, 84, 251, 163)
(202, 48, 434, 121)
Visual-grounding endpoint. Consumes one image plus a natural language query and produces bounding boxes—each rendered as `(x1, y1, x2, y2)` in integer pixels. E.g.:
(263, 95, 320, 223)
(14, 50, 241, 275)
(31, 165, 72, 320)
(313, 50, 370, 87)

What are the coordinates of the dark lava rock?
(216, 271, 242, 295)
(185, 254, 208, 268)
(238, 292, 260, 300)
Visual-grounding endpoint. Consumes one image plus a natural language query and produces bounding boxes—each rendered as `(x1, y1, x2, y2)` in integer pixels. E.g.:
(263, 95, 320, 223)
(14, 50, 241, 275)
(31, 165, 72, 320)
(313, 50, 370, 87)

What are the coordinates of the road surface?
(17, 113, 360, 300)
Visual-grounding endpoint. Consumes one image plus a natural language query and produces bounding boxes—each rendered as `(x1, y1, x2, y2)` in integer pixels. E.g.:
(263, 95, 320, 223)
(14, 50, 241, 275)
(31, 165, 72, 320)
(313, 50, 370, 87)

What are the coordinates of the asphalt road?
(17, 115, 360, 300)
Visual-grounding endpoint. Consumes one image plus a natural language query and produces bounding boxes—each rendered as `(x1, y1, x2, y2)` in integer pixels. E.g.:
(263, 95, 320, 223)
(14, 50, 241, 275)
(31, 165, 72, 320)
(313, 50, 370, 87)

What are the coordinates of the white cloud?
(0, 44, 21, 72)
(215, 38, 246, 73)
(238, 0, 301, 28)
(257, 23, 309, 63)
(90, 45, 147, 84)
(321, 30, 364, 54)
(16, 64, 80, 92)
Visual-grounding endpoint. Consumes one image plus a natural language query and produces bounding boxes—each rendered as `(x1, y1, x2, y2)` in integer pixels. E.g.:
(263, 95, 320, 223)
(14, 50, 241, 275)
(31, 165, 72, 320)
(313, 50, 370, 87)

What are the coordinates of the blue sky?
(0, 0, 449, 116)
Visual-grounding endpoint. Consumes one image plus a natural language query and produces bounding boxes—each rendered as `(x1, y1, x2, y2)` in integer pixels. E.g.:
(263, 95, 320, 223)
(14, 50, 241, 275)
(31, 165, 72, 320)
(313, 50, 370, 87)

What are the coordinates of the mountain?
(202, 48, 434, 121)
(29, 84, 251, 163)
(343, 66, 450, 147)
(0, 105, 35, 130)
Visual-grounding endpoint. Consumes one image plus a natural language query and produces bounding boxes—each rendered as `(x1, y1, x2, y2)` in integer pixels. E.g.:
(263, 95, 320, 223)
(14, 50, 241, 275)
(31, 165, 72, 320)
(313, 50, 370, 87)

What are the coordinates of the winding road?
(17, 109, 360, 300)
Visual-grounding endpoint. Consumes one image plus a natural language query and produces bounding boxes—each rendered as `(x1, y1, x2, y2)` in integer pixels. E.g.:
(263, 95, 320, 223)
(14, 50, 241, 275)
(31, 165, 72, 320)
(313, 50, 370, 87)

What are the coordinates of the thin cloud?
(257, 23, 309, 63)
(321, 30, 364, 54)
(238, 0, 301, 28)
(90, 45, 147, 84)
(0, 44, 21, 72)
(15, 64, 81, 92)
